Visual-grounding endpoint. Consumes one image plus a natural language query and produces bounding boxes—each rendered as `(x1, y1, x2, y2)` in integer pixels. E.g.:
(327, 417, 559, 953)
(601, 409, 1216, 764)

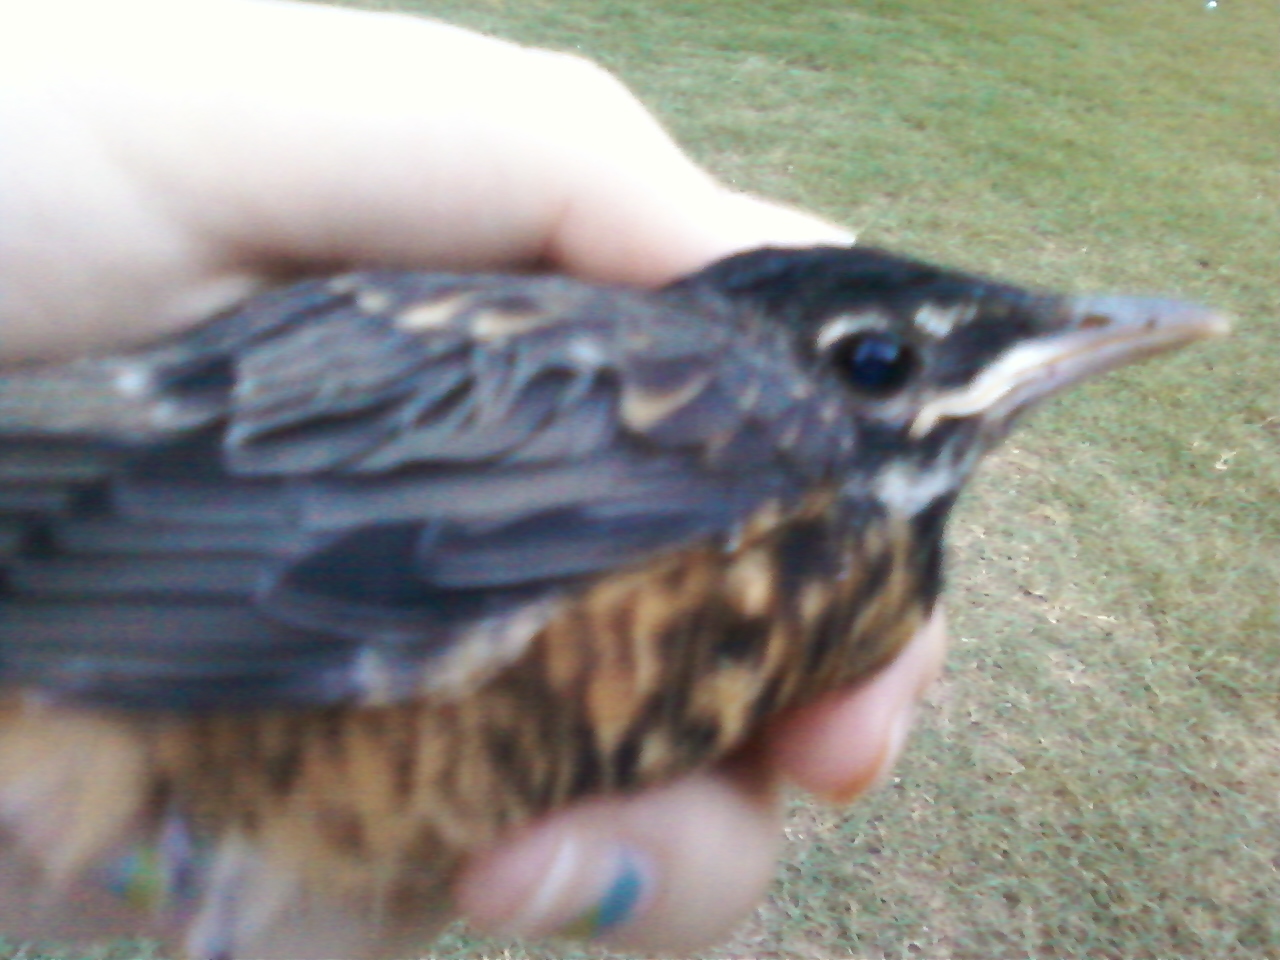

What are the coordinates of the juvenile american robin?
(0, 245, 1225, 958)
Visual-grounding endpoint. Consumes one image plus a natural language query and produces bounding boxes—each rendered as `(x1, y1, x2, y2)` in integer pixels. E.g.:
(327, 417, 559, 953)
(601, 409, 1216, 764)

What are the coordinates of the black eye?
(831, 332, 917, 396)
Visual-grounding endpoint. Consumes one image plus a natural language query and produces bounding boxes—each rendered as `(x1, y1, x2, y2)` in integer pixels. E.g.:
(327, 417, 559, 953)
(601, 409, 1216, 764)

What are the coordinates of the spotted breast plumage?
(0, 246, 1226, 958)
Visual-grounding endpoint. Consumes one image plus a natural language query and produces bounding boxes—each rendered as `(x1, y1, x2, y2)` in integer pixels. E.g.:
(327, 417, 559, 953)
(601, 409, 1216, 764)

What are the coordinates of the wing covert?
(0, 269, 843, 710)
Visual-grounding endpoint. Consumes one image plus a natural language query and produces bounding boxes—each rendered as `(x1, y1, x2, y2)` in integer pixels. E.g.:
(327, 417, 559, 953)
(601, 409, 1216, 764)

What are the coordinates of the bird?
(0, 245, 1225, 958)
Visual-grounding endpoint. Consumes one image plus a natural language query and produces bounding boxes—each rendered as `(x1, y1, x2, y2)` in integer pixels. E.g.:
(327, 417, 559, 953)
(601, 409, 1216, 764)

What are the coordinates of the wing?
(0, 271, 849, 710)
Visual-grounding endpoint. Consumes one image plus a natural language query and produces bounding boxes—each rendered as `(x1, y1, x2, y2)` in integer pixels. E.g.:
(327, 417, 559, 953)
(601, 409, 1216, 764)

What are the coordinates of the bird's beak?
(910, 295, 1231, 438)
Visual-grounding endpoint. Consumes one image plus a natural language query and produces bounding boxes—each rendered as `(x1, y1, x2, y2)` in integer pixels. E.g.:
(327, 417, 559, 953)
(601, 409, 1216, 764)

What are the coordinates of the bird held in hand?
(0, 245, 1226, 958)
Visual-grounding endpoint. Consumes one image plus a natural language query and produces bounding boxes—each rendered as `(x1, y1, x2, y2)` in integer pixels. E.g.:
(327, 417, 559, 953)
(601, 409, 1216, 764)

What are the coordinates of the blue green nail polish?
(102, 814, 206, 914)
(562, 849, 649, 939)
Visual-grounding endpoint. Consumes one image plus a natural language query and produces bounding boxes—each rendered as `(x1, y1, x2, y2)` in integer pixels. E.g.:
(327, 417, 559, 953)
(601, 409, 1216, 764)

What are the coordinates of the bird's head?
(684, 245, 1229, 519)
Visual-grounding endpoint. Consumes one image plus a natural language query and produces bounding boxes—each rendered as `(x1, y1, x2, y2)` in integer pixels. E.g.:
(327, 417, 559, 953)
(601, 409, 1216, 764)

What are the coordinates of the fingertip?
(455, 827, 648, 940)
(455, 771, 780, 952)
(549, 182, 857, 288)
(767, 608, 949, 801)
(704, 190, 858, 253)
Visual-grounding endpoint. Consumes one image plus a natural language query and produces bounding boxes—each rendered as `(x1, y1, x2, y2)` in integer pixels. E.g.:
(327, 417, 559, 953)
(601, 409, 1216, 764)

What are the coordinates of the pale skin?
(0, 0, 948, 950)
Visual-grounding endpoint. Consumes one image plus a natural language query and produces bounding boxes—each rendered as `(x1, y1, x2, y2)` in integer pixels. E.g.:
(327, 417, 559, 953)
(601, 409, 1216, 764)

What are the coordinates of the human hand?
(0, 0, 850, 360)
(0, 0, 947, 952)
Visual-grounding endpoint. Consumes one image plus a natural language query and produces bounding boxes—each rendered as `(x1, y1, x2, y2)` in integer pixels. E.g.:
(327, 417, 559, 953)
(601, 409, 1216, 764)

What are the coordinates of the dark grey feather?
(0, 268, 843, 710)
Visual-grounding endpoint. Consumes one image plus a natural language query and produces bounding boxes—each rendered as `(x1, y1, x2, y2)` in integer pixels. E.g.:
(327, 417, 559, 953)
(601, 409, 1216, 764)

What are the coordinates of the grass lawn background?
(8, 1, 1277, 957)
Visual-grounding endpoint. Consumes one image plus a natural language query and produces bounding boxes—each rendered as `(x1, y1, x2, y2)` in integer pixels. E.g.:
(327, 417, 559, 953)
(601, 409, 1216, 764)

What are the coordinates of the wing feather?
(0, 270, 840, 709)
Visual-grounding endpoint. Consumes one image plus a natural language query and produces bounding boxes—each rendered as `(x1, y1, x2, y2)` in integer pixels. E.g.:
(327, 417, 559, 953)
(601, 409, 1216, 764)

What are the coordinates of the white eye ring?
(814, 313, 890, 352)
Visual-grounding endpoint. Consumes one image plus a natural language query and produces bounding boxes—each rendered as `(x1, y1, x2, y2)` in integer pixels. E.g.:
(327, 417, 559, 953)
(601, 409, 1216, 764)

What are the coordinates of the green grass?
(17, 1, 1280, 957)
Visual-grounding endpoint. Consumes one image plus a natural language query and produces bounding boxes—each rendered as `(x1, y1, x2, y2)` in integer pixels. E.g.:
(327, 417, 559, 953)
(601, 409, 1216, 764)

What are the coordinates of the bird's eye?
(830, 332, 917, 396)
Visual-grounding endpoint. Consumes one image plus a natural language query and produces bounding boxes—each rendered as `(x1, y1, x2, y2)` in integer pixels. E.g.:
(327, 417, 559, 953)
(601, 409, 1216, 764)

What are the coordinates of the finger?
(455, 767, 780, 953)
(766, 607, 949, 801)
(1, 0, 850, 360)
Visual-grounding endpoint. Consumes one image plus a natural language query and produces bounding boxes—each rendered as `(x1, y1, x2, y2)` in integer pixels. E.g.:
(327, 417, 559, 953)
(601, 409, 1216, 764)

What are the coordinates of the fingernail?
(867, 701, 917, 792)
(102, 813, 205, 915)
(828, 700, 917, 804)
(501, 837, 652, 941)
(557, 846, 650, 939)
